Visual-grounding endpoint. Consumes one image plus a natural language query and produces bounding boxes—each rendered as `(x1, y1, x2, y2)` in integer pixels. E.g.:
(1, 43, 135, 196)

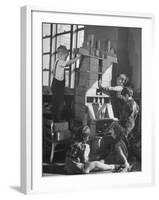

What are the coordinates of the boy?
(120, 87, 139, 138)
(99, 74, 129, 118)
(51, 45, 80, 121)
(64, 125, 121, 174)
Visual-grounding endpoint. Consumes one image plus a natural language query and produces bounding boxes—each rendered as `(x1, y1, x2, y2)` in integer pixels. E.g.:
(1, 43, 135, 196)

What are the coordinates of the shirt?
(66, 142, 90, 163)
(120, 98, 139, 136)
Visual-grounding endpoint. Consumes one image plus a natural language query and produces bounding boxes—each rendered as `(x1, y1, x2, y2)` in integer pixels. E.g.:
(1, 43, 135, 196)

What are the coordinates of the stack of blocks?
(74, 35, 118, 136)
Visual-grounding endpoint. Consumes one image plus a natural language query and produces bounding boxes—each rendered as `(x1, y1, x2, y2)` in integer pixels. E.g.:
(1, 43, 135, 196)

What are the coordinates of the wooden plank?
(75, 95, 85, 104)
(43, 118, 53, 126)
(90, 57, 99, 66)
(54, 121, 69, 131)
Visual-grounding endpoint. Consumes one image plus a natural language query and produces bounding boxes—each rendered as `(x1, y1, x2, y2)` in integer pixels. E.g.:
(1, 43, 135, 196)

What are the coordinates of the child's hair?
(121, 87, 133, 97)
(82, 125, 91, 137)
(119, 74, 129, 86)
(105, 121, 125, 141)
(57, 45, 68, 56)
(78, 125, 91, 141)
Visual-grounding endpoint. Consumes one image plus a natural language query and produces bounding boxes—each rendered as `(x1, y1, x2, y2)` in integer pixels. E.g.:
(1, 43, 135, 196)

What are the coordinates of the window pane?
(65, 70, 70, 87)
(43, 38, 50, 53)
(43, 71, 49, 86)
(43, 55, 50, 70)
(57, 34, 70, 50)
(78, 25, 84, 29)
(77, 30, 84, 48)
(43, 23, 51, 37)
(57, 24, 71, 34)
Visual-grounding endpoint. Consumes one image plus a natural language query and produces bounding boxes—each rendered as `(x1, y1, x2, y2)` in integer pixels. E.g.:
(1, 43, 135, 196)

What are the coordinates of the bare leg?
(115, 145, 130, 171)
(83, 161, 115, 174)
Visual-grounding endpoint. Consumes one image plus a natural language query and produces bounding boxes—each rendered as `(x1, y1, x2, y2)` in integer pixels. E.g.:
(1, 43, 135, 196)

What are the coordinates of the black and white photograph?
(42, 23, 141, 176)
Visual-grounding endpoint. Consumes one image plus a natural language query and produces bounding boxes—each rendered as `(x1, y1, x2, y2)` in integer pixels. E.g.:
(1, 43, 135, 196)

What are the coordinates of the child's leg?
(83, 161, 115, 174)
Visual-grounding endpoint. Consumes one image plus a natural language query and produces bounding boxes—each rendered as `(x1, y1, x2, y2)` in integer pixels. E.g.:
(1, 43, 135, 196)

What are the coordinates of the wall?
(128, 28, 141, 93)
(84, 26, 135, 85)
(84, 25, 118, 51)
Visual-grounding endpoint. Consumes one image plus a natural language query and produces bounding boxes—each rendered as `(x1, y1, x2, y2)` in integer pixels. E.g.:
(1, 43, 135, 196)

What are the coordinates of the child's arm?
(83, 144, 90, 163)
(65, 55, 81, 66)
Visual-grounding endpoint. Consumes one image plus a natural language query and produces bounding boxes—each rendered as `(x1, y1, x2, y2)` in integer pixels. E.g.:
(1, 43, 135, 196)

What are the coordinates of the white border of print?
(21, 6, 155, 194)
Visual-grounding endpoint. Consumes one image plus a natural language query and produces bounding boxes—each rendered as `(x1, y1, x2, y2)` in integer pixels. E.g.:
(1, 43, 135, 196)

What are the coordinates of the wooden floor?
(42, 158, 141, 176)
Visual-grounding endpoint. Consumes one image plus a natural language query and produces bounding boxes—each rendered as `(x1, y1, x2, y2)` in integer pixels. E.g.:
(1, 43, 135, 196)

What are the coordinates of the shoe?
(113, 164, 125, 172)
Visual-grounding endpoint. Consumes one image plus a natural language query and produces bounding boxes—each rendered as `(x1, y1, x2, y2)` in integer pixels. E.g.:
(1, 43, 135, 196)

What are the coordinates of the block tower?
(74, 35, 118, 136)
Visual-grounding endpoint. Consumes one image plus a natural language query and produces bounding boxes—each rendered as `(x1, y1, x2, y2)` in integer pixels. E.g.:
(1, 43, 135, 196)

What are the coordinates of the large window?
(42, 23, 84, 88)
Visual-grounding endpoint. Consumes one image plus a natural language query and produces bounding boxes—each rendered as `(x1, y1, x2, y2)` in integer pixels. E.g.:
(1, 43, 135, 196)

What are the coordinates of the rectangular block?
(79, 79, 98, 89)
(74, 110, 86, 121)
(79, 47, 89, 56)
(75, 87, 87, 96)
(54, 121, 69, 131)
(74, 105, 86, 114)
(75, 95, 85, 105)
(101, 81, 111, 87)
(90, 64, 99, 72)
(80, 63, 90, 72)
(90, 57, 99, 66)
(54, 130, 71, 141)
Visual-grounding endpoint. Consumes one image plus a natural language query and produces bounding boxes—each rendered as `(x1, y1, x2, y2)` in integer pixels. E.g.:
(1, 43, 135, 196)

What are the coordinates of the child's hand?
(104, 86, 110, 91)
(52, 70, 55, 76)
(73, 48, 79, 55)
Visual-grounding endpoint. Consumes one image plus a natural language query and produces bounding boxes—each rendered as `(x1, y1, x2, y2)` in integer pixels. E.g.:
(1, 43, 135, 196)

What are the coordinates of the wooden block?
(75, 95, 85, 105)
(89, 122, 96, 137)
(106, 103, 114, 119)
(75, 110, 86, 121)
(87, 104, 96, 120)
(101, 81, 111, 87)
(79, 47, 89, 56)
(90, 57, 99, 66)
(79, 79, 98, 88)
(54, 121, 69, 131)
(90, 64, 99, 72)
(54, 130, 71, 141)
(91, 136, 103, 154)
(79, 71, 98, 81)
(74, 103, 86, 111)
(79, 71, 89, 80)
(75, 87, 87, 96)
(88, 80, 98, 88)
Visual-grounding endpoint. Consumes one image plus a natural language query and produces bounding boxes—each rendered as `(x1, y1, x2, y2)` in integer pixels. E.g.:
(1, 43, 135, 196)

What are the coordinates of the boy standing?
(51, 45, 80, 121)
(99, 74, 129, 118)
(120, 87, 139, 138)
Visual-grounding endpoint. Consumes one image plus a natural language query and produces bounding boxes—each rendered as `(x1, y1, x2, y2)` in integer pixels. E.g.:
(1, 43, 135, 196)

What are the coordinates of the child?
(64, 125, 121, 174)
(99, 74, 129, 118)
(51, 45, 80, 122)
(120, 87, 139, 138)
(64, 125, 91, 174)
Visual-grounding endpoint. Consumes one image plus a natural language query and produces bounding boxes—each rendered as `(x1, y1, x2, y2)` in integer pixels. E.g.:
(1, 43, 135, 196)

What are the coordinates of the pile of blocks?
(74, 35, 118, 126)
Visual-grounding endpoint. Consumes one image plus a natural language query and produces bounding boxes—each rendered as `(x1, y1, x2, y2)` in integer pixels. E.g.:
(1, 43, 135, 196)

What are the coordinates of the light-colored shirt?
(54, 60, 67, 81)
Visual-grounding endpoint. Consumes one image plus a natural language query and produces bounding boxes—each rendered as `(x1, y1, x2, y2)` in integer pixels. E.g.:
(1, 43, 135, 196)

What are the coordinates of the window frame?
(42, 23, 84, 88)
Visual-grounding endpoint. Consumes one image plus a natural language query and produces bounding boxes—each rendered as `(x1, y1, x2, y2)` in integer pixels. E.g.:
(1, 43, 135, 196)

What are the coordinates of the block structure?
(74, 42, 118, 136)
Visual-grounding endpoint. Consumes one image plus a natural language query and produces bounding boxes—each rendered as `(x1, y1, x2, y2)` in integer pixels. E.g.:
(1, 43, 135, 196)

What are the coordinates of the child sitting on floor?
(64, 125, 121, 174)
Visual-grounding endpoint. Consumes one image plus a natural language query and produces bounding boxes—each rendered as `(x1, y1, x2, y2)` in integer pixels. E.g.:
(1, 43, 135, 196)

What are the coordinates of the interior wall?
(84, 26, 141, 93)
(117, 28, 129, 75)
(128, 28, 141, 93)
(84, 26, 129, 79)
(84, 25, 118, 52)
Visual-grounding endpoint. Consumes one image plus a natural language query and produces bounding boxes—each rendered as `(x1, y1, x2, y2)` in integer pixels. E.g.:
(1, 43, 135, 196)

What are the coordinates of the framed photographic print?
(21, 6, 154, 194)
